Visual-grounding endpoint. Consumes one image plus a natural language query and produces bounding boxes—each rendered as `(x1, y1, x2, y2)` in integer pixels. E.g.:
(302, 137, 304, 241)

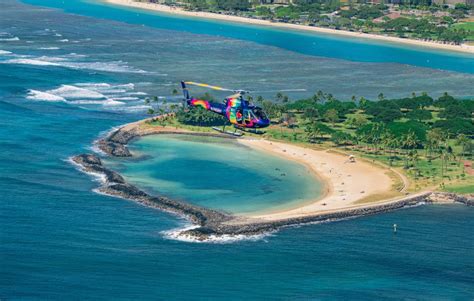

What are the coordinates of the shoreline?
(72, 118, 473, 241)
(101, 0, 474, 55)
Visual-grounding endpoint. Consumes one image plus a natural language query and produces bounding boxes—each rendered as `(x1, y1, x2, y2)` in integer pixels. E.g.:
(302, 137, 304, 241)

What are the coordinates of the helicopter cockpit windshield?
(253, 107, 267, 120)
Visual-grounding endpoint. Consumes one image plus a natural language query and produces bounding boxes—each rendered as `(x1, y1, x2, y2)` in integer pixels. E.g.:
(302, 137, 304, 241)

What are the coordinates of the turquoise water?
(5, 0, 474, 99)
(1, 0, 474, 299)
(105, 135, 322, 214)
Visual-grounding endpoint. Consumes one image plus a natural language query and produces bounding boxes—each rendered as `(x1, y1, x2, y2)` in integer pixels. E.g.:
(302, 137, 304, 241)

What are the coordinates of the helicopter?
(180, 81, 270, 135)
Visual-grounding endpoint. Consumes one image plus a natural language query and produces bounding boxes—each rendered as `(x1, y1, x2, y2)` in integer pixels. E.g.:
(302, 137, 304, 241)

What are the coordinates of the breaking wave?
(161, 224, 273, 244)
(3, 58, 61, 66)
(25, 82, 150, 112)
(48, 85, 106, 99)
(26, 90, 66, 102)
(1, 54, 148, 74)
(0, 37, 20, 41)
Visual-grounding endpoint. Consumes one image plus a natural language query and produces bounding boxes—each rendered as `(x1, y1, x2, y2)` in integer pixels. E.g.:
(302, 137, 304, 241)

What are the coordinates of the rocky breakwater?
(72, 154, 233, 229)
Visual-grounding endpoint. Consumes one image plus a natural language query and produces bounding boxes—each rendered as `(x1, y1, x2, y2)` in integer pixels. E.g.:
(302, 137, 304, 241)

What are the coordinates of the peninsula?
(72, 116, 473, 241)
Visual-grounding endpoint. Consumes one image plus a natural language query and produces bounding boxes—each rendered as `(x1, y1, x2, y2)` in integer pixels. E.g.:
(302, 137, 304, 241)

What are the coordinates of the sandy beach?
(238, 138, 403, 222)
(102, 0, 474, 54)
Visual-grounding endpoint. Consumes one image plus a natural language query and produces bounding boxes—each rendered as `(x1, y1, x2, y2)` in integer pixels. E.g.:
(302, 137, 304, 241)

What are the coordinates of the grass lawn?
(453, 22, 474, 41)
(443, 184, 474, 194)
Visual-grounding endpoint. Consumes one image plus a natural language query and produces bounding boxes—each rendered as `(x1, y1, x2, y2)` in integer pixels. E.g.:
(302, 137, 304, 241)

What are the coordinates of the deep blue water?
(1, 0, 474, 299)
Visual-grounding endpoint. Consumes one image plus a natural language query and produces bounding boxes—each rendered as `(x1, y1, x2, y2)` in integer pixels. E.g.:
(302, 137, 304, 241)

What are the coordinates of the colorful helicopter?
(180, 81, 270, 134)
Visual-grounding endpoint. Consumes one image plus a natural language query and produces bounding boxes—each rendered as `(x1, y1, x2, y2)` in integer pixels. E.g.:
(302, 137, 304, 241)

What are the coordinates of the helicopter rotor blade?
(184, 81, 234, 92)
(251, 89, 307, 93)
(184, 81, 250, 95)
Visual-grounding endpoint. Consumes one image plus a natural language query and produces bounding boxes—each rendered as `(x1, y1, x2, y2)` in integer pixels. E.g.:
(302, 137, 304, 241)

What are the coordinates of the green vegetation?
(144, 0, 474, 44)
(147, 89, 473, 194)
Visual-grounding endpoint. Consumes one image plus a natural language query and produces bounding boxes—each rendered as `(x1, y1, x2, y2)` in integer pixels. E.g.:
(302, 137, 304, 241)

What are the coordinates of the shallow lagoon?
(105, 134, 323, 214)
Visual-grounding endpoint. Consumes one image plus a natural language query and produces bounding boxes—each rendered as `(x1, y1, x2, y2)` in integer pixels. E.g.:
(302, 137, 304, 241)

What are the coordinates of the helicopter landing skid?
(212, 126, 244, 137)
(235, 126, 265, 135)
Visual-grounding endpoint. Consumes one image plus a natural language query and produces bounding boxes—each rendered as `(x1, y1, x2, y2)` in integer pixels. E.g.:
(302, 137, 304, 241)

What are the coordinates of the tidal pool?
(104, 134, 323, 214)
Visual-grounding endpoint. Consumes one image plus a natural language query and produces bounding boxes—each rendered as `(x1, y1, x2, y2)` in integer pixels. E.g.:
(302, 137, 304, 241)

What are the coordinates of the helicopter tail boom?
(180, 81, 191, 101)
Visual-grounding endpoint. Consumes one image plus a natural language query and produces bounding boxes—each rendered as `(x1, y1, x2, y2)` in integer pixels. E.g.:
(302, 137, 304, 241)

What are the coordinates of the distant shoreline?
(101, 0, 474, 55)
(71, 117, 473, 241)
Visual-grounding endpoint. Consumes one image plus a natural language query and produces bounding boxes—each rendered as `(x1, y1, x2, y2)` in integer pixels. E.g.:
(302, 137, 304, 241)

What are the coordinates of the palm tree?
(305, 120, 322, 143)
(275, 92, 284, 102)
(455, 134, 470, 164)
(377, 93, 385, 101)
(426, 128, 446, 159)
(401, 131, 417, 168)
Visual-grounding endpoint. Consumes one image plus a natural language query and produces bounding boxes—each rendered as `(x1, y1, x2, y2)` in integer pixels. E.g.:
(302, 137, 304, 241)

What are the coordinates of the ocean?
(1, 0, 473, 299)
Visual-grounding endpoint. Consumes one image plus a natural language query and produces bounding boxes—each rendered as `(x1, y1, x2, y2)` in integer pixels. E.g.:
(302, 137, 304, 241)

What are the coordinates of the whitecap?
(75, 83, 111, 88)
(36, 56, 68, 62)
(39, 47, 60, 50)
(26, 90, 66, 102)
(0, 50, 12, 55)
(0, 37, 20, 41)
(102, 99, 125, 106)
(3, 58, 62, 66)
(112, 97, 139, 101)
(67, 99, 108, 105)
(62, 61, 147, 74)
(106, 105, 151, 112)
(48, 85, 107, 99)
(59, 39, 69, 42)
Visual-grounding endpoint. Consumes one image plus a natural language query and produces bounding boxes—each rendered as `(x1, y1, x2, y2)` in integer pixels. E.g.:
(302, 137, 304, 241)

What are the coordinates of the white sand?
(238, 139, 399, 221)
(103, 0, 474, 54)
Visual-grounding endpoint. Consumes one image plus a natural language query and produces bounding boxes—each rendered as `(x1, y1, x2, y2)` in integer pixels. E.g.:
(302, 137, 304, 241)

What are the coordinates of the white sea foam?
(2, 58, 61, 66)
(112, 97, 139, 101)
(1, 53, 147, 74)
(102, 99, 125, 106)
(59, 39, 69, 42)
(75, 83, 111, 88)
(36, 56, 68, 62)
(67, 157, 107, 184)
(48, 85, 107, 99)
(107, 105, 151, 112)
(67, 99, 108, 105)
(63, 61, 147, 73)
(0, 37, 20, 41)
(161, 224, 272, 244)
(39, 47, 60, 50)
(0, 50, 12, 55)
(26, 90, 66, 102)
